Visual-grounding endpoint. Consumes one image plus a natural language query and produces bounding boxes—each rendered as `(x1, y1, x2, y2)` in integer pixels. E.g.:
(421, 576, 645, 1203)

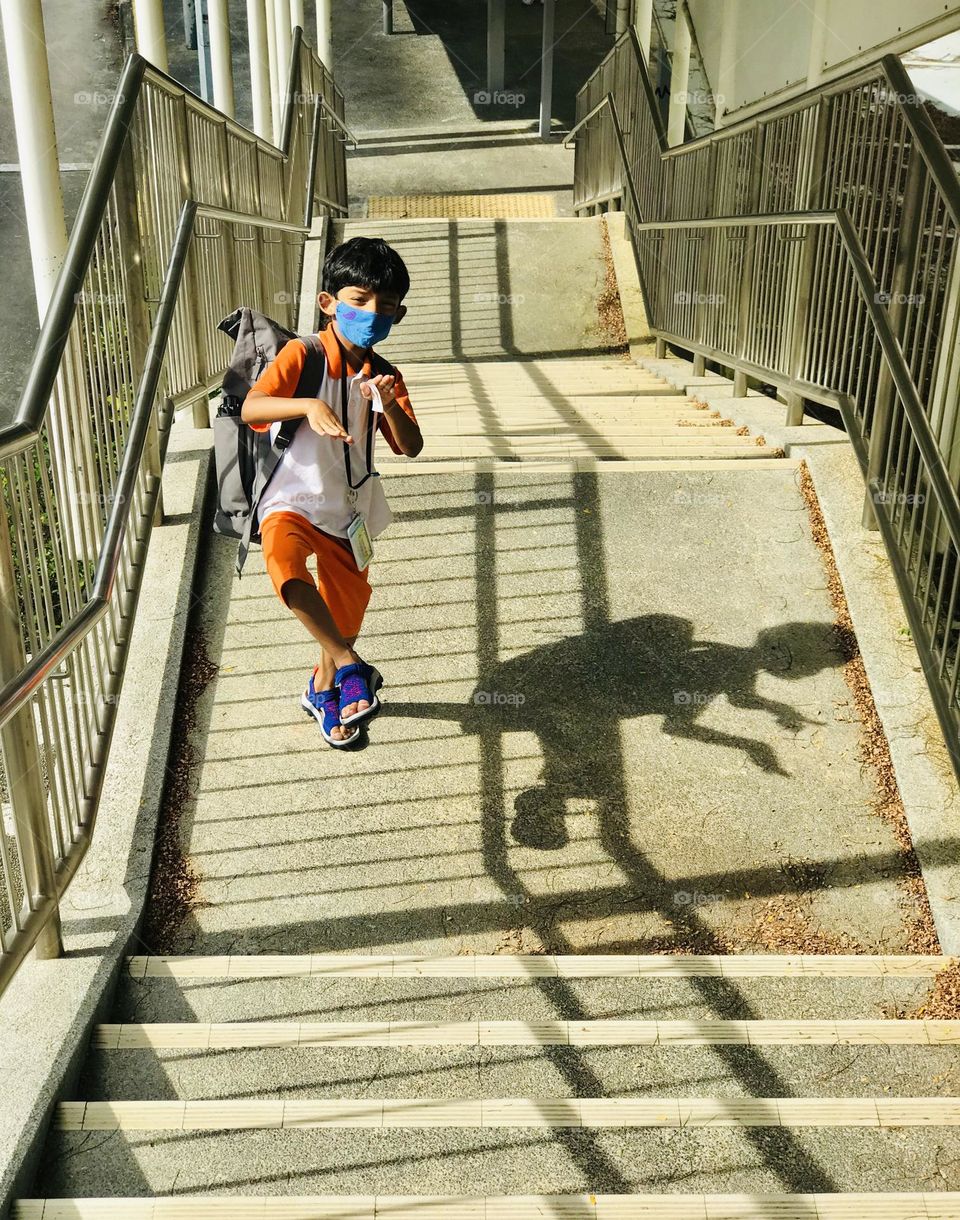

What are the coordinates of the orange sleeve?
(245, 339, 309, 433)
(377, 369, 419, 455)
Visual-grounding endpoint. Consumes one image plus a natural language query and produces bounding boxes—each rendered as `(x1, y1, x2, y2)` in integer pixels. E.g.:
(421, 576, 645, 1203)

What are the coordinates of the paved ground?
(160, 462, 914, 962)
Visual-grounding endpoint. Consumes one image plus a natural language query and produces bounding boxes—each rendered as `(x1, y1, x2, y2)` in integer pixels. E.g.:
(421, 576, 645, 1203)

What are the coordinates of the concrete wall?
(684, 0, 960, 120)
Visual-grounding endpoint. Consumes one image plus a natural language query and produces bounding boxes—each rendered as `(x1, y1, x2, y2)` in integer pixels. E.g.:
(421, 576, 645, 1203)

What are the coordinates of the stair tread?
(15, 1193, 960, 1219)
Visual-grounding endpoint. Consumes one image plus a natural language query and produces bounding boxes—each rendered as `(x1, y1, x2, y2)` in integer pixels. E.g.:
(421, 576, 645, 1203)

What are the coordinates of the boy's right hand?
(305, 398, 353, 444)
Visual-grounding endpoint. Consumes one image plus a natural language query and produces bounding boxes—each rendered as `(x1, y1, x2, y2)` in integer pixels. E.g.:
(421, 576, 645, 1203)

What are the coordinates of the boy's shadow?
(394, 614, 846, 850)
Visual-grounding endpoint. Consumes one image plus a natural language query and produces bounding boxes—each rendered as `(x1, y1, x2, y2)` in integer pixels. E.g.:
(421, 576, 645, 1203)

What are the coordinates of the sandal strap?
(336, 661, 373, 706)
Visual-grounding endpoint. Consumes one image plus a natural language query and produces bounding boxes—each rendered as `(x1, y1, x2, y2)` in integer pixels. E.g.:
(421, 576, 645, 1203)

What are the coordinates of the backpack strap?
(235, 335, 327, 577)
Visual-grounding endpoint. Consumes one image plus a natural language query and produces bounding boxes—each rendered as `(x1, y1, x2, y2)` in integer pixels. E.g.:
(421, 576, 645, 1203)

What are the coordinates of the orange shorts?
(259, 510, 371, 638)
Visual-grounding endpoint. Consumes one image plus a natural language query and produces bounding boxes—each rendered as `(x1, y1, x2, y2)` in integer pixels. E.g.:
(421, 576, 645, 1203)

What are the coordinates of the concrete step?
(393, 446, 774, 460)
(35, 1124, 960, 1196)
(15, 1195, 960, 1218)
(105, 956, 949, 1038)
(54, 1095, 960, 1131)
(77, 1040, 960, 1103)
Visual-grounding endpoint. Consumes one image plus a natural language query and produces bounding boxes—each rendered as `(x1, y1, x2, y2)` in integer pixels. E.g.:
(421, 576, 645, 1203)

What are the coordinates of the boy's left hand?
(361, 374, 397, 408)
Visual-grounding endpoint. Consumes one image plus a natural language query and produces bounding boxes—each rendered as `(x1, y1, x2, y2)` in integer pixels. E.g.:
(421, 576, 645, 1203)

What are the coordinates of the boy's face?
(318, 285, 407, 323)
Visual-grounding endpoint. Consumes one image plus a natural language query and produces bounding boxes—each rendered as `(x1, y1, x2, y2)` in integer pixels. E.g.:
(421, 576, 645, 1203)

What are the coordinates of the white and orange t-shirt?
(246, 325, 418, 540)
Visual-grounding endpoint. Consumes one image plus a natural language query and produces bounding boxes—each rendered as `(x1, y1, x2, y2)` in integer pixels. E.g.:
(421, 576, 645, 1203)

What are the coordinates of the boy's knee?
(280, 577, 316, 608)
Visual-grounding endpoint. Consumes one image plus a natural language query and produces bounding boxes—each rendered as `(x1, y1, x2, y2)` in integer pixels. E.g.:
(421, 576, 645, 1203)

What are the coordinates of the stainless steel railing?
(569, 28, 960, 772)
(0, 28, 349, 994)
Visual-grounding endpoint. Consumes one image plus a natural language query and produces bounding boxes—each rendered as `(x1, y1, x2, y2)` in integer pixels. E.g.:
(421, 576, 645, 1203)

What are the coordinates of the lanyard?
(334, 334, 378, 495)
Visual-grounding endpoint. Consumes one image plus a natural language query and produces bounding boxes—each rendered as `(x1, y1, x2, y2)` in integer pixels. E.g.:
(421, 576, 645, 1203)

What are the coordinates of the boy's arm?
(240, 340, 354, 443)
(363, 368, 423, 457)
(243, 389, 355, 444)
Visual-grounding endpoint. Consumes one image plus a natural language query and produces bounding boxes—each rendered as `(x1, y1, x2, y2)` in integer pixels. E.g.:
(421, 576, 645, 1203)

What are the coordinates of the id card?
(347, 512, 373, 570)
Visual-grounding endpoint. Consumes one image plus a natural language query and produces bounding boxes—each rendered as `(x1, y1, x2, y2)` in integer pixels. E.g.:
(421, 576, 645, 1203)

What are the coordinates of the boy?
(242, 236, 423, 747)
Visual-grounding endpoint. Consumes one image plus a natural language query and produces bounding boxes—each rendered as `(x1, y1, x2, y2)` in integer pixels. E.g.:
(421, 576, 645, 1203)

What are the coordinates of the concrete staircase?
(15, 218, 960, 1218)
(18, 952, 960, 1215)
(384, 358, 778, 464)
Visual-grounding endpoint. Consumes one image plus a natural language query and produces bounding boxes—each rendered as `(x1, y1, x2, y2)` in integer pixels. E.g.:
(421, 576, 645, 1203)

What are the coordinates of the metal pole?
(316, 0, 332, 68)
(265, 0, 281, 143)
(0, 502, 63, 962)
(0, 0, 68, 318)
(247, 0, 272, 137)
(667, 2, 691, 147)
(382, 0, 393, 35)
(615, 0, 630, 37)
(487, 0, 505, 96)
(538, 0, 556, 141)
(131, 0, 169, 71)
(207, 0, 235, 116)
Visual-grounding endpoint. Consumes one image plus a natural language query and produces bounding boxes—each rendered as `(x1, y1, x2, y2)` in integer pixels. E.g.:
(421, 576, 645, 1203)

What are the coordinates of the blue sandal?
(301, 668, 357, 748)
(336, 659, 383, 727)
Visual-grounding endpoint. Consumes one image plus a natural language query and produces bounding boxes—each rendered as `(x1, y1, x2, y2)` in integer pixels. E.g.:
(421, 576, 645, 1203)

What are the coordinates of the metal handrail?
(0, 26, 349, 992)
(318, 96, 360, 148)
(570, 25, 960, 772)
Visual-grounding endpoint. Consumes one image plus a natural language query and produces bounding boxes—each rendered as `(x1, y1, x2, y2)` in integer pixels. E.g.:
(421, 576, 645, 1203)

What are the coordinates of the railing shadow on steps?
(0, 27, 353, 997)
(568, 25, 960, 787)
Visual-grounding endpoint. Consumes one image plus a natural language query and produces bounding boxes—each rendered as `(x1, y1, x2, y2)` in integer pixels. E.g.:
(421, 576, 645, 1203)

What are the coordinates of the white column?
(274, 0, 293, 95)
(316, 0, 332, 69)
(713, 0, 738, 128)
(806, 0, 829, 87)
(0, 0, 68, 318)
(265, 0, 281, 142)
(131, 0, 168, 72)
(208, 0, 235, 116)
(247, 0, 272, 137)
(290, 0, 304, 32)
(538, 0, 556, 140)
(667, 2, 691, 147)
(633, 0, 653, 63)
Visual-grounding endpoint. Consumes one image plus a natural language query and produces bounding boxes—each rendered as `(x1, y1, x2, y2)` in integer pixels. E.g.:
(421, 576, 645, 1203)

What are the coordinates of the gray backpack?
(214, 307, 325, 576)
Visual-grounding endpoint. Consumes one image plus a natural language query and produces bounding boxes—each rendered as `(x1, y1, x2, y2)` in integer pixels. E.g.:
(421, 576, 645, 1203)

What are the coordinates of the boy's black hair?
(322, 236, 410, 302)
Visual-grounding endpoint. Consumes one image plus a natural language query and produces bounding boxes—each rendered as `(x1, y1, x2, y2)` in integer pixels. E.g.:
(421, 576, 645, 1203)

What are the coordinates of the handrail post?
(382, 0, 393, 35)
(0, 501, 62, 962)
(115, 130, 166, 520)
(861, 147, 926, 529)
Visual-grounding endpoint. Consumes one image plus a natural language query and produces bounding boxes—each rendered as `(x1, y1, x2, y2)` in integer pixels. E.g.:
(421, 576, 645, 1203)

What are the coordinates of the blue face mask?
(335, 301, 395, 349)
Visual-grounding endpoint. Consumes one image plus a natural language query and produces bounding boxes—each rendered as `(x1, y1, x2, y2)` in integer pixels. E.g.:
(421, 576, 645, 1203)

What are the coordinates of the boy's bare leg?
(283, 579, 370, 740)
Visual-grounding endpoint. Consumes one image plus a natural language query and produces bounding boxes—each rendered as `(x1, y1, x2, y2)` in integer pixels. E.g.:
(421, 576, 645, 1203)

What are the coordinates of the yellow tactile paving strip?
(93, 1018, 960, 1050)
(126, 953, 953, 979)
(55, 1097, 960, 1131)
(14, 1197, 960, 1219)
(366, 193, 557, 219)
